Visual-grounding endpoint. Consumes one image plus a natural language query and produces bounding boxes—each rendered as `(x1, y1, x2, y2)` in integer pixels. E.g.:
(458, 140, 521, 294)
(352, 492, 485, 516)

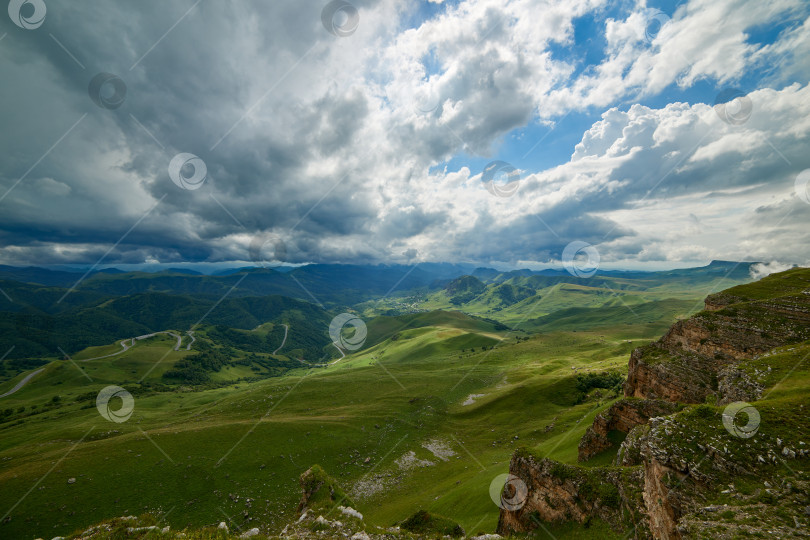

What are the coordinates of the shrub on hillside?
(162, 349, 230, 384)
(574, 371, 624, 403)
(400, 510, 465, 537)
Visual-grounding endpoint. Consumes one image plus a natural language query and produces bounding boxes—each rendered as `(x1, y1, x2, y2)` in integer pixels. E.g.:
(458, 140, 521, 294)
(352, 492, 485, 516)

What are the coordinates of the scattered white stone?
(350, 532, 371, 540)
(339, 506, 363, 520)
(298, 510, 309, 522)
(422, 439, 456, 461)
(239, 527, 260, 538)
(463, 394, 485, 406)
(395, 450, 434, 470)
(67, 478, 76, 484)
(471, 535, 503, 540)
(217, 521, 228, 531)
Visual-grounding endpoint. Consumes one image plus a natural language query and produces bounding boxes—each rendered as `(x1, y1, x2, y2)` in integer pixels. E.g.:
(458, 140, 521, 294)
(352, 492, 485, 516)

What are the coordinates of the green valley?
(1, 262, 805, 540)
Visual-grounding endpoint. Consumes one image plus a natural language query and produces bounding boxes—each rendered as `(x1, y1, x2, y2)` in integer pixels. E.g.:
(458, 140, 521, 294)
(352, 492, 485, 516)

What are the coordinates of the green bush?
(400, 510, 465, 537)
(162, 349, 230, 384)
(574, 371, 625, 403)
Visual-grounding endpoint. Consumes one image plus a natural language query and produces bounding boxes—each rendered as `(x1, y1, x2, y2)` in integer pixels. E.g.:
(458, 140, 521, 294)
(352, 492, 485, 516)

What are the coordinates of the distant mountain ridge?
(0, 259, 760, 291)
(0, 260, 763, 361)
(378, 261, 760, 332)
(0, 263, 483, 305)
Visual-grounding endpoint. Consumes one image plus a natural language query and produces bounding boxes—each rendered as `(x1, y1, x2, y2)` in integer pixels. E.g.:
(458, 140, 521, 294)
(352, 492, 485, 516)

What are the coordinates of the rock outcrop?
(297, 464, 354, 515)
(577, 398, 681, 462)
(499, 268, 810, 539)
(624, 286, 810, 404)
(495, 451, 648, 537)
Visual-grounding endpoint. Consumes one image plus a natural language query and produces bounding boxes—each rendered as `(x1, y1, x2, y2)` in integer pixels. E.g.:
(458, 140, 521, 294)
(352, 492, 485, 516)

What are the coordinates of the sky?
(0, 0, 809, 271)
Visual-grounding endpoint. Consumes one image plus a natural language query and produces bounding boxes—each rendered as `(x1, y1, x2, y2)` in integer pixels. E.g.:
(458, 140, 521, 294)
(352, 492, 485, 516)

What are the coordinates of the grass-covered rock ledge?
(498, 269, 810, 539)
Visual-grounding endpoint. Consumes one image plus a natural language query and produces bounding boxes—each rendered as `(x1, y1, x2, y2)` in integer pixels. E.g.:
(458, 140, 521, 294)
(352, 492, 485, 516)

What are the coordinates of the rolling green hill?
(360, 261, 755, 335)
(525, 297, 696, 336)
(0, 299, 641, 538)
(0, 287, 335, 362)
(0, 262, 791, 540)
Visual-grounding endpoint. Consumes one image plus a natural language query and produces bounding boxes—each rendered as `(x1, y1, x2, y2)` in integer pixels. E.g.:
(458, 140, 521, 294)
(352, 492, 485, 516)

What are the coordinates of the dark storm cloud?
(0, 0, 809, 267)
(0, 0, 392, 264)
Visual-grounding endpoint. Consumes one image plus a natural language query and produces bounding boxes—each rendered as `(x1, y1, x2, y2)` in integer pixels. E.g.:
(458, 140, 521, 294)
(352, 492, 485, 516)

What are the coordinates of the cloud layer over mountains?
(0, 0, 808, 268)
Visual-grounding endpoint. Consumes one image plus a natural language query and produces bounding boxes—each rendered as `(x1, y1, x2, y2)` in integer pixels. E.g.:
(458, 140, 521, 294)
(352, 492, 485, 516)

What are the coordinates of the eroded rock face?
(577, 398, 680, 462)
(643, 457, 683, 540)
(624, 344, 719, 404)
(623, 292, 809, 404)
(620, 417, 709, 540)
(660, 315, 781, 361)
(495, 452, 647, 538)
(501, 270, 810, 539)
(716, 365, 763, 405)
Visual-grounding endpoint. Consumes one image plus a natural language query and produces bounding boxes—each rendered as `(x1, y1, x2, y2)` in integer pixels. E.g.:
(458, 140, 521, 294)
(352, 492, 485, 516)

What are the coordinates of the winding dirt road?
(329, 342, 346, 365)
(79, 331, 182, 362)
(1, 329, 193, 399)
(272, 324, 289, 355)
(0, 368, 45, 398)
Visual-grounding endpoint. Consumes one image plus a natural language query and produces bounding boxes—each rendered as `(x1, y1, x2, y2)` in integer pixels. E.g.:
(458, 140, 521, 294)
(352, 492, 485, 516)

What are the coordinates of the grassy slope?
(0, 271, 761, 538)
(0, 320, 642, 539)
(359, 273, 751, 337)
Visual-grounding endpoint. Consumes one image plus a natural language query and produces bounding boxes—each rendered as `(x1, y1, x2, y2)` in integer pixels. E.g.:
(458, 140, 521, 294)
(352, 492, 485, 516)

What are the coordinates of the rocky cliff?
(496, 450, 649, 536)
(625, 287, 810, 404)
(577, 398, 681, 462)
(499, 268, 810, 539)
